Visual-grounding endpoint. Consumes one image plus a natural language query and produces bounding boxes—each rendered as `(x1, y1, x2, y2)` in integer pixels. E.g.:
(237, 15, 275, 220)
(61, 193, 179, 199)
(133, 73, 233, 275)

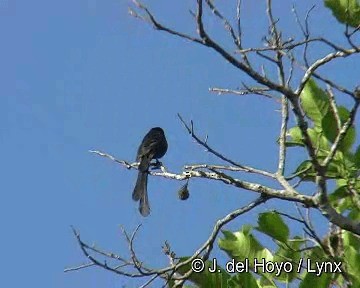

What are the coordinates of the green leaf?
(355, 145, 360, 168)
(228, 273, 260, 288)
(339, 129, 356, 154)
(176, 257, 231, 288)
(257, 276, 277, 288)
(219, 227, 284, 284)
(322, 106, 356, 153)
(292, 155, 347, 182)
(343, 230, 360, 251)
(256, 211, 289, 243)
(299, 269, 332, 288)
(349, 205, 360, 221)
(304, 246, 326, 262)
(325, 0, 360, 27)
(325, 157, 347, 178)
(300, 79, 329, 126)
(343, 246, 360, 286)
(307, 128, 330, 154)
(336, 178, 348, 187)
(336, 153, 359, 178)
(292, 160, 315, 181)
(286, 127, 305, 147)
(300, 246, 333, 287)
(329, 185, 350, 212)
(219, 227, 273, 266)
(273, 237, 303, 282)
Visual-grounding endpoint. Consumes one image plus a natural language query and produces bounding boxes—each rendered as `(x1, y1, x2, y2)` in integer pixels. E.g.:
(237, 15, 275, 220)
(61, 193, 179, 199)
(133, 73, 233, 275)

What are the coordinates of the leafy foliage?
(300, 79, 329, 126)
(180, 78, 360, 287)
(325, 0, 360, 27)
(176, 257, 232, 288)
(256, 212, 289, 243)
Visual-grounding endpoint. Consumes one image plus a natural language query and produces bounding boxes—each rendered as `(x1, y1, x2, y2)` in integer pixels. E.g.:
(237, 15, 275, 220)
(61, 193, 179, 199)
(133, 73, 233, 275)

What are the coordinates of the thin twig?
(209, 86, 278, 101)
(64, 262, 95, 272)
(326, 85, 342, 131)
(177, 113, 276, 178)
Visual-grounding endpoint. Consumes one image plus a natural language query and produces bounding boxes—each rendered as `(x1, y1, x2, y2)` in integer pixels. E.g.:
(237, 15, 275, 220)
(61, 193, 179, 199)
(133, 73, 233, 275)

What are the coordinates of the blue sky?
(1, 1, 359, 287)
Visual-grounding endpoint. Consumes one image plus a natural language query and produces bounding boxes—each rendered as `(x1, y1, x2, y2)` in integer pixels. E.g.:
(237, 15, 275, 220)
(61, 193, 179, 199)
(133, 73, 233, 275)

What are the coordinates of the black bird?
(133, 127, 168, 216)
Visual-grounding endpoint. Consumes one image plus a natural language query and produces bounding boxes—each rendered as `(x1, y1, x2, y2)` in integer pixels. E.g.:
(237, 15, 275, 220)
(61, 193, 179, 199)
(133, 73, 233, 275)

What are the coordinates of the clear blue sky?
(1, 1, 359, 287)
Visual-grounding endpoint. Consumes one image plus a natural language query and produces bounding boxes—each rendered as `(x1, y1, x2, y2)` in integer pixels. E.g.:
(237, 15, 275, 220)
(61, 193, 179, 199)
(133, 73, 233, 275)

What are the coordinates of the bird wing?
(136, 137, 160, 160)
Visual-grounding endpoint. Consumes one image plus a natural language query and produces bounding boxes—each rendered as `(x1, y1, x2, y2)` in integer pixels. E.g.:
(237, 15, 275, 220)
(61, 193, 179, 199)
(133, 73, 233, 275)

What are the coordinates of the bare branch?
(209, 86, 278, 101)
(345, 23, 360, 50)
(130, 0, 203, 45)
(276, 95, 288, 176)
(286, 52, 295, 87)
(316, 201, 360, 236)
(204, 0, 242, 50)
(313, 72, 356, 98)
(139, 275, 159, 288)
(64, 262, 95, 272)
(89, 150, 135, 169)
(326, 86, 342, 131)
(296, 47, 360, 95)
(177, 114, 276, 178)
(173, 195, 270, 286)
(265, 0, 289, 176)
(291, 4, 315, 67)
(184, 163, 274, 175)
(89, 147, 314, 205)
(70, 226, 141, 277)
(236, 0, 243, 45)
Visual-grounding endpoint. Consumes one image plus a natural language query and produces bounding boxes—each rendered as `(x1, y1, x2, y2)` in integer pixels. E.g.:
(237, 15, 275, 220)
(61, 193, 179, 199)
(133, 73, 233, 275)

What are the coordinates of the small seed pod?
(177, 182, 189, 200)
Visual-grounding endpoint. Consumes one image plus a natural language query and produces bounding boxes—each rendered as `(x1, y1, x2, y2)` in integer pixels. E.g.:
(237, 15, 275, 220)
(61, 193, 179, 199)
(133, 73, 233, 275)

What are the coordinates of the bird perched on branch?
(132, 127, 168, 216)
